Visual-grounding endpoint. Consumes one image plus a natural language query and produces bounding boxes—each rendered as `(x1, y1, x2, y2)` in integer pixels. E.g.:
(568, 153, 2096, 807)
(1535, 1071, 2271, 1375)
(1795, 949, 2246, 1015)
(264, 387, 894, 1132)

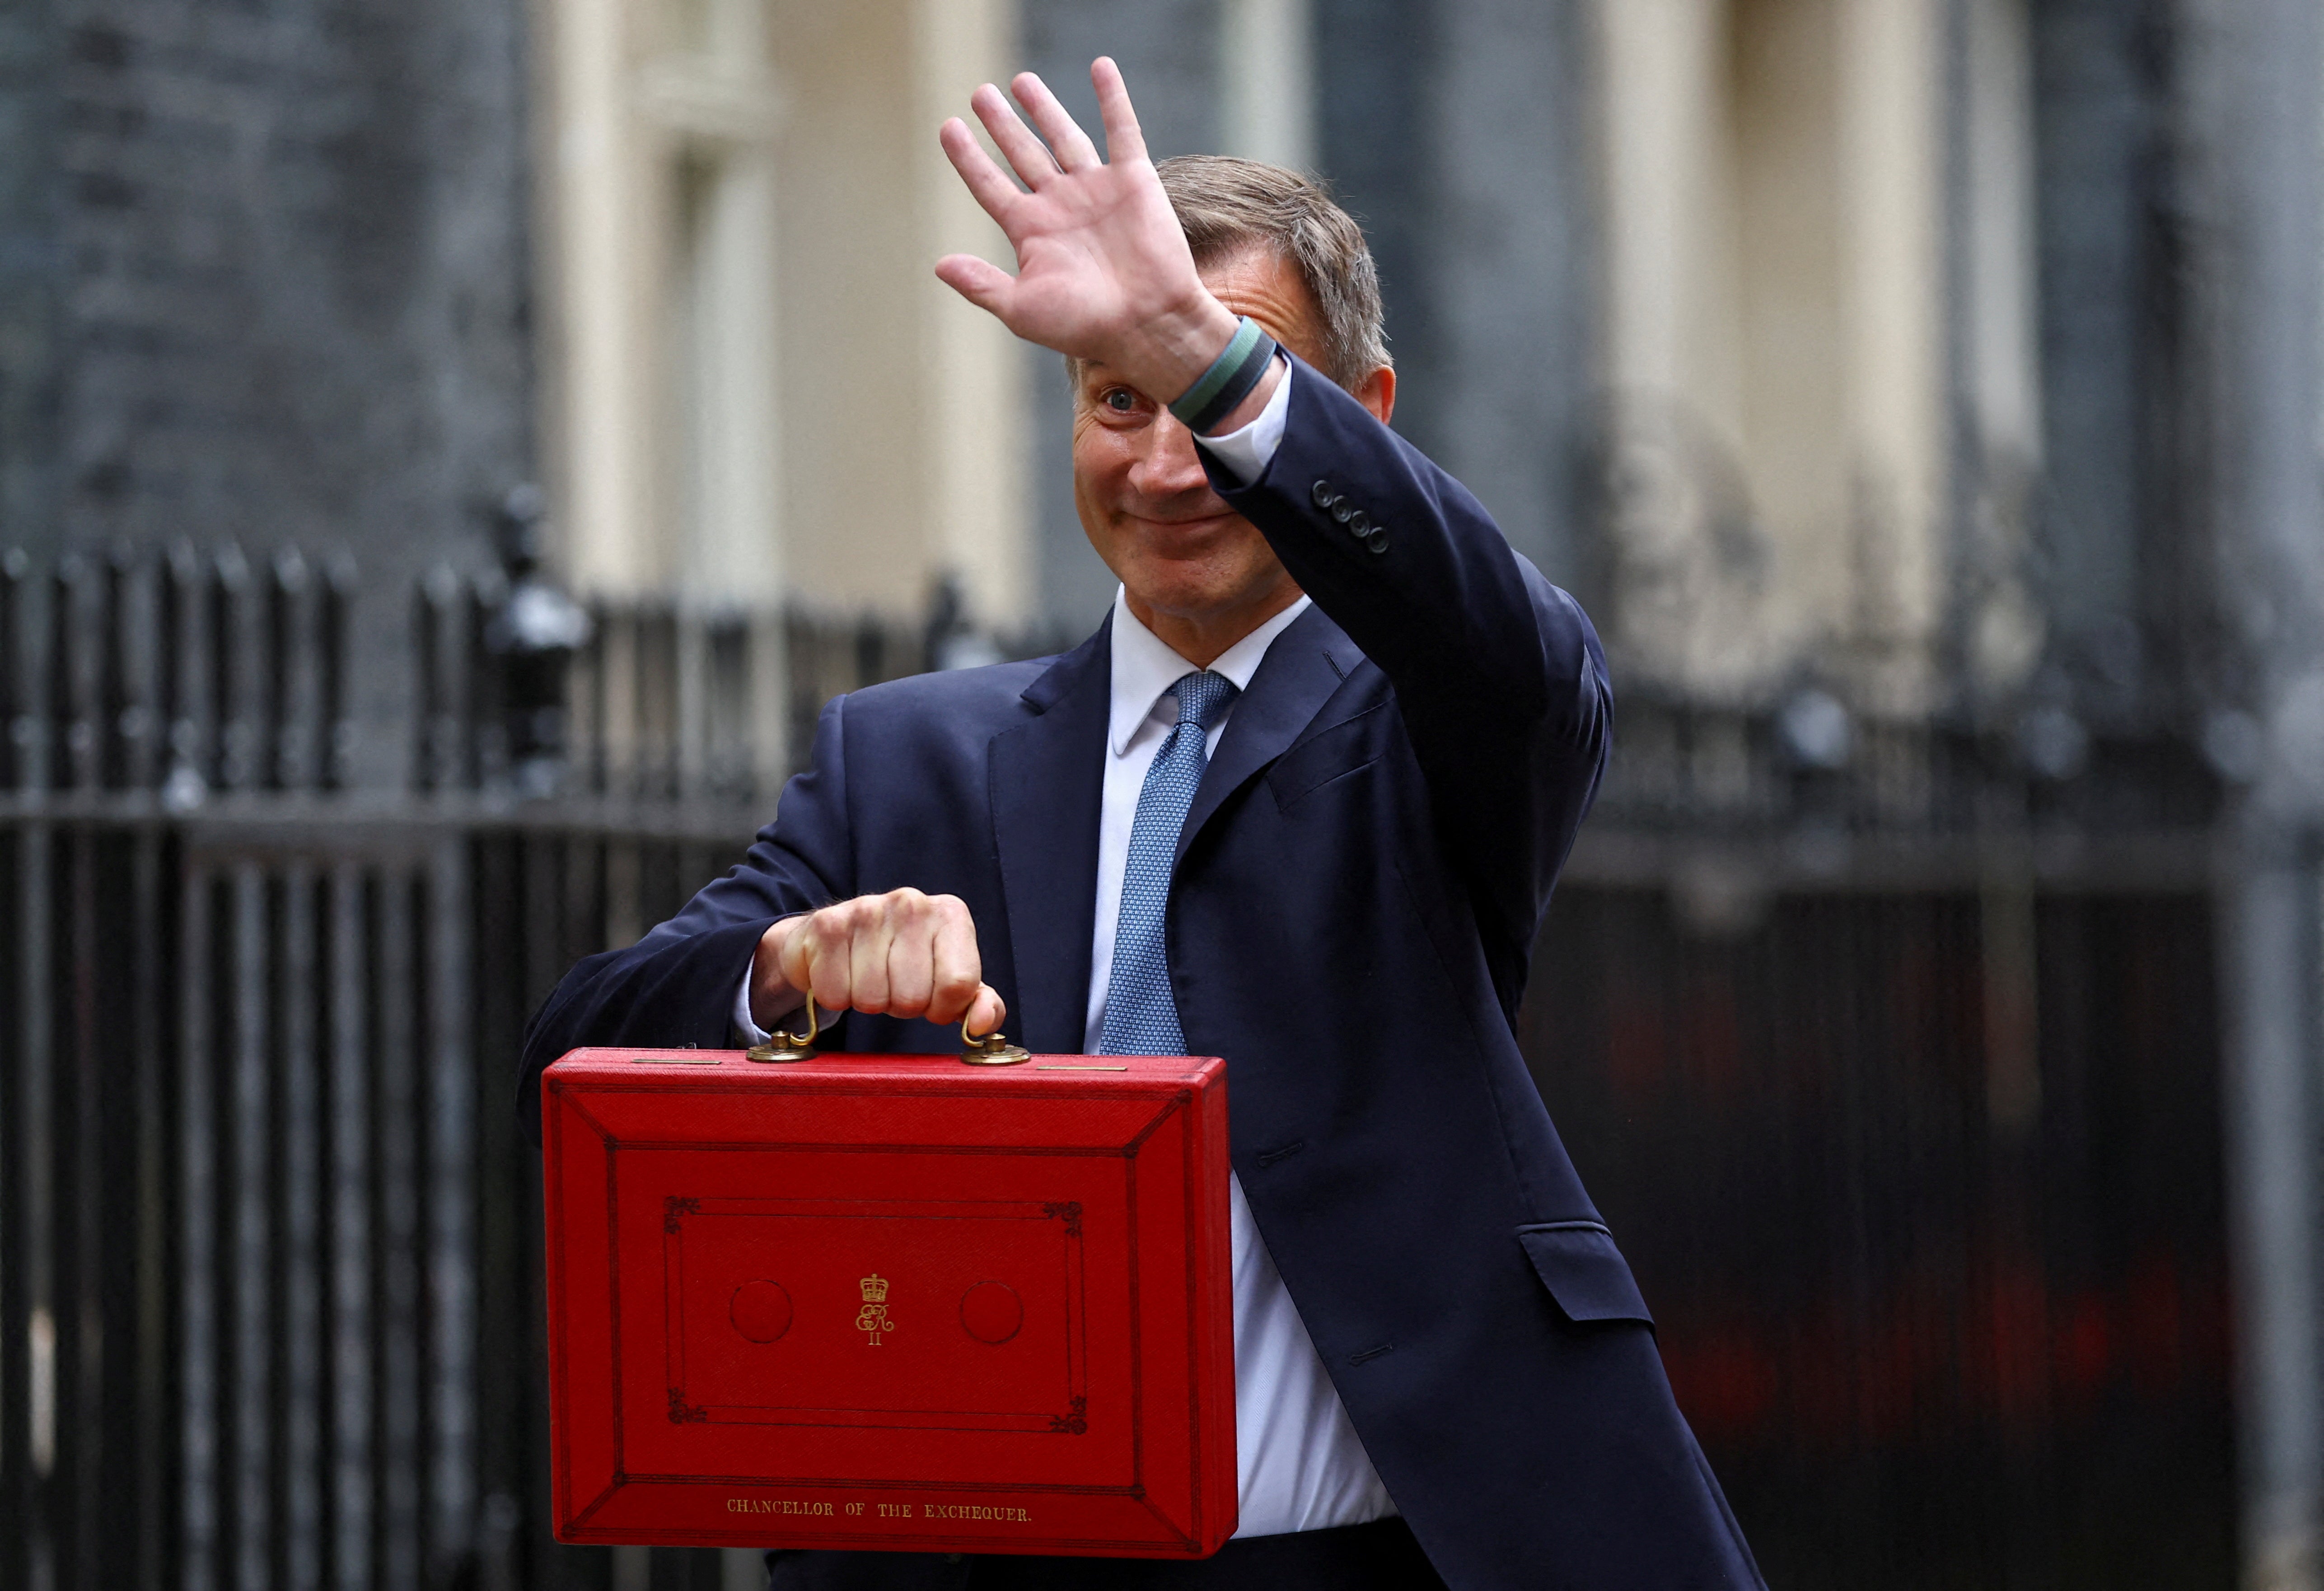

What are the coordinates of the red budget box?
(540, 1043, 1236, 1558)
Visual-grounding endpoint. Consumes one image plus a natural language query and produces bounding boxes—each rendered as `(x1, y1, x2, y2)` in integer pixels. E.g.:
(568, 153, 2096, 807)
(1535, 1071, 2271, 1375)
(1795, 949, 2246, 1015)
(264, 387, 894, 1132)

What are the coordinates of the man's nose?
(1127, 410, 1215, 500)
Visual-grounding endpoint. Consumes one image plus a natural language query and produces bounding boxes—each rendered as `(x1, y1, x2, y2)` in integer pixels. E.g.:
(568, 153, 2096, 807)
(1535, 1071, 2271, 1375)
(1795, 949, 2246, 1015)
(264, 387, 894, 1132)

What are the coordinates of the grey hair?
(1068, 155, 1391, 397)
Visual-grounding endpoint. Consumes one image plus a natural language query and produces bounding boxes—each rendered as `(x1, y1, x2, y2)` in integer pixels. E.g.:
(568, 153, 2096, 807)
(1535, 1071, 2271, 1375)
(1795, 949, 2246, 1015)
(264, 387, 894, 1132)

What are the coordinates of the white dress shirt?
(1092, 582, 1396, 1539)
(734, 363, 1392, 1535)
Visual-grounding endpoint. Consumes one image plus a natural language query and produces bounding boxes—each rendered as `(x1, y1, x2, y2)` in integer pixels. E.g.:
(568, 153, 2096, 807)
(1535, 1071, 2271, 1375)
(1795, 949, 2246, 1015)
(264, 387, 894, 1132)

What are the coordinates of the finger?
(964, 984, 1007, 1039)
(884, 899, 938, 1019)
(968, 82, 1062, 191)
(751, 920, 806, 1028)
(939, 116, 1030, 223)
(784, 919, 847, 1016)
(1010, 70, 1100, 171)
(934, 253, 1017, 318)
(755, 918, 795, 991)
(849, 902, 896, 1015)
(1090, 56, 1148, 165)
(928, 900, 985, 1026)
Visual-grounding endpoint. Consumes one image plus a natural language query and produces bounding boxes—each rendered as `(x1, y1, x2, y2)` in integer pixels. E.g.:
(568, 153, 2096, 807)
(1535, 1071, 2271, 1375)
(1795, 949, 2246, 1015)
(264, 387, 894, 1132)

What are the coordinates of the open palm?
(935, 60, 1235, 402)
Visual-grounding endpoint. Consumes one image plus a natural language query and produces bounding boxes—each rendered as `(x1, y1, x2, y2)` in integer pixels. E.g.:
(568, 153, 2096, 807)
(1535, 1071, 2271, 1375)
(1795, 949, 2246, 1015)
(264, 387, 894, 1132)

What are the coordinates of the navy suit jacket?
(519, 357, 1763, 1590)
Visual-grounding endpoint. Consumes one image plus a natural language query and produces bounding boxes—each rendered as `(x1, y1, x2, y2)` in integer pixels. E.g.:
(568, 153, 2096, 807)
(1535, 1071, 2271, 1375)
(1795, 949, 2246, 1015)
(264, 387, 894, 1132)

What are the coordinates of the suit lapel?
(989, 618, 1111, 1054)
(1177, 603, 1362, 865)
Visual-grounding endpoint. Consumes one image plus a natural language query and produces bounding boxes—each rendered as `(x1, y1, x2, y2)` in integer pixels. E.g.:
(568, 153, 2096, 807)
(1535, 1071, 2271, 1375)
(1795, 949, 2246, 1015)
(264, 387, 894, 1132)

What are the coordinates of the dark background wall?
(0, 0, 535, 785)
(2029, 0, 2209, 733)
(1315, 0, 1596, 594)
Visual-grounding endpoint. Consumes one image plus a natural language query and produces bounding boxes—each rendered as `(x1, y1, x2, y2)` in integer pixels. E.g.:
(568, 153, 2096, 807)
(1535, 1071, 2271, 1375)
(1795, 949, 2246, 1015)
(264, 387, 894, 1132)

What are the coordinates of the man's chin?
(1119, 563, 1290, 625)
(1091, 515, 1293, 626)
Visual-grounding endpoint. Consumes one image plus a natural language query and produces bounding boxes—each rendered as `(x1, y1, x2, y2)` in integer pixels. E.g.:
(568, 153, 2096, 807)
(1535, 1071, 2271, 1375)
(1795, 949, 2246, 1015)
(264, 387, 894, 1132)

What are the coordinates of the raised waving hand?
(935, 58, 1244, 410)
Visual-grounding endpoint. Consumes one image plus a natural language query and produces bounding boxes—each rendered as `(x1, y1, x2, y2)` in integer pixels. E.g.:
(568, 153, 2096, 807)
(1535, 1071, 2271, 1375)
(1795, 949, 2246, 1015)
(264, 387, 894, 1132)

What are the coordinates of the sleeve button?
(1331, 501, 1354, 525)
(1367, 529, 1390, 554)
(1347, 509, 1370, 534)
(1310, 480, 1335, 509)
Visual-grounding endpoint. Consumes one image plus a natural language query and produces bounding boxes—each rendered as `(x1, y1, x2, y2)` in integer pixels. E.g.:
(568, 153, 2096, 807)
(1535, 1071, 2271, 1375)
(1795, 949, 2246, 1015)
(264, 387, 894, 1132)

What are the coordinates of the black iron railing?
(0, 542, 2237, 1589)
(0, 542, 947, 1591)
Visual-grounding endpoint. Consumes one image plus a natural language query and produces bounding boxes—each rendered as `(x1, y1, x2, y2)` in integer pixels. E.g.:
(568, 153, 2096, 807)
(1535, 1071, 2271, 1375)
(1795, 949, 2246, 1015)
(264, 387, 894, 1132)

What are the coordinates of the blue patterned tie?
(1099, 670, 1240, 1055)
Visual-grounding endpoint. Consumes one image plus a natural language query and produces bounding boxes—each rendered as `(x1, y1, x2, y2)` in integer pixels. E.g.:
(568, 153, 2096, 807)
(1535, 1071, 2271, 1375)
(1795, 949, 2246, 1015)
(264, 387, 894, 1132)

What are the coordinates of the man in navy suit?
(521, 59, 1762, 1591)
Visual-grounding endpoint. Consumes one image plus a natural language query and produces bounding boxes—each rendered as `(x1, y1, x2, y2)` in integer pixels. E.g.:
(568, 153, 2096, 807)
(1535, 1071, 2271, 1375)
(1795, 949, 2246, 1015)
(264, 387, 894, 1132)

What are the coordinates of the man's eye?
(1103, 388, 1136, 414)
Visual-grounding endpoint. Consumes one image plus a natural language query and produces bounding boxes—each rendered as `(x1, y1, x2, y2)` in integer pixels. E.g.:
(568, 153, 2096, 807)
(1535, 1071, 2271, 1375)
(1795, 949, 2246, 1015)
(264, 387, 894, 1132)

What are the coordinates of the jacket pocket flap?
(1516, 1223, 1654, 1328)
(1267, 704, 1386, 808)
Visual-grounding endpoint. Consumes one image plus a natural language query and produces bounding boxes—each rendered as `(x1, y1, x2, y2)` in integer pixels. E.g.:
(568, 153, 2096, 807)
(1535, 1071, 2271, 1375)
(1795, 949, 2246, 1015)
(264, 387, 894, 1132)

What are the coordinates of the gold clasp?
(960, 1012, 1031, 1067)
(746, 996, 819, 1062)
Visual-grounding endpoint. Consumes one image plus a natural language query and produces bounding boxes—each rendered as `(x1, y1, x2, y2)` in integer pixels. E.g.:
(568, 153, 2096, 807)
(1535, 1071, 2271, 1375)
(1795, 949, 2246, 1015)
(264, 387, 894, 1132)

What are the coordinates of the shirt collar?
(1106, 587, 1313, 756)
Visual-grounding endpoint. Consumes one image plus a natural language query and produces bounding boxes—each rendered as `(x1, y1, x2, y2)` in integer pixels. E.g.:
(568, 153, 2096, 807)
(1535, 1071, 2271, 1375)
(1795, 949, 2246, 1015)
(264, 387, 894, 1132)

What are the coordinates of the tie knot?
(1170, 671, 1238, 733)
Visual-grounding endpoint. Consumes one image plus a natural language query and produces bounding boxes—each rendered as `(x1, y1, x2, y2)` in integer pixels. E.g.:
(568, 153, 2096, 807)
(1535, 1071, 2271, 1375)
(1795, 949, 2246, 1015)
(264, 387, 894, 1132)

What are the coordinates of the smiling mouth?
(1131, 509, 1239, 536)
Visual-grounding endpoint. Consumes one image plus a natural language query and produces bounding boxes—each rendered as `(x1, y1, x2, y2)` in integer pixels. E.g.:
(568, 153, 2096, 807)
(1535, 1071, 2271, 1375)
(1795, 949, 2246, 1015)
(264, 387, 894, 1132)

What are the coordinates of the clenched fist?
(749, 889, 1005, 1037)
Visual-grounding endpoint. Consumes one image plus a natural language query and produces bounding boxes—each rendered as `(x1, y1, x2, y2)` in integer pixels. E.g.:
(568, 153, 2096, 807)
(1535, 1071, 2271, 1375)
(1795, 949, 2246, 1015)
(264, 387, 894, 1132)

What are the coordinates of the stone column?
(1835, 0, 1946, 714)
(912, 0, 1030, 630)
(538, 0, 657, 594)
(2193, 0, 2324, 1586)
(1220, 0, 1317, 172)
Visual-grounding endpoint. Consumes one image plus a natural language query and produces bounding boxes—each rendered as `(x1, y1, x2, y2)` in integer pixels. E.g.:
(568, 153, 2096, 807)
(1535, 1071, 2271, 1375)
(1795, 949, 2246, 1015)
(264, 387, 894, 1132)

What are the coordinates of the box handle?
(960, 1014, 1031, 1067)
(745, 996, 819, 1063)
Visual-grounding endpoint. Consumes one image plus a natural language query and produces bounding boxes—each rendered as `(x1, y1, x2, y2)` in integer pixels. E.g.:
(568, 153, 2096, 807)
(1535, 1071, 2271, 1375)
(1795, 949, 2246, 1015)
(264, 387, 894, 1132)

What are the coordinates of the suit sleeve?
(1204, 353, 1612, 1013)
(512, 694, 859, 1141)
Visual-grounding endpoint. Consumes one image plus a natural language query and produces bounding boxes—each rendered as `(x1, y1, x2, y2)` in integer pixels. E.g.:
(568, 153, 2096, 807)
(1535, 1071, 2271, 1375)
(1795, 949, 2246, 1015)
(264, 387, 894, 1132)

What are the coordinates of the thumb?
(963, 984, 1008, 1039)
(935, 253, 1017, 318)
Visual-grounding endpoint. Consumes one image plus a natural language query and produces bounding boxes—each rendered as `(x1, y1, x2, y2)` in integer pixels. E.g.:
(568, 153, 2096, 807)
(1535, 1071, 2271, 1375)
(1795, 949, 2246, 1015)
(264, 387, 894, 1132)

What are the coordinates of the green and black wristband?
(1169, 316, 1279, 434)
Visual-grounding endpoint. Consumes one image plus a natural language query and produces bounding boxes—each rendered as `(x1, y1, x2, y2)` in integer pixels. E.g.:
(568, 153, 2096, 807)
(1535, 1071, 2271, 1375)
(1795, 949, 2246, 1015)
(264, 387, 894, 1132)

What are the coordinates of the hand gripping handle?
(746, 996, 1031, 1066)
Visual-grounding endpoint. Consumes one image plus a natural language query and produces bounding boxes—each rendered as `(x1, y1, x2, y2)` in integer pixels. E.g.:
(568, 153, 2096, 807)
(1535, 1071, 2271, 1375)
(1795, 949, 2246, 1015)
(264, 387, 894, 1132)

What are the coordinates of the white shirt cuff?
(732, 969, 769, 1045)
(1192, 355, 1292, 486)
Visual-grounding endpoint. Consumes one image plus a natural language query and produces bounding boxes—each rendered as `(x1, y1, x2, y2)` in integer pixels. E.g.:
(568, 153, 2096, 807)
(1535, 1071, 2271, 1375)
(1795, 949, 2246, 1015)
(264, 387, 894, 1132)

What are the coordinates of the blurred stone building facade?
(530, 0, 1027, 625)
(0, 0, 2218, 755)
(524, 0, 2203, 765)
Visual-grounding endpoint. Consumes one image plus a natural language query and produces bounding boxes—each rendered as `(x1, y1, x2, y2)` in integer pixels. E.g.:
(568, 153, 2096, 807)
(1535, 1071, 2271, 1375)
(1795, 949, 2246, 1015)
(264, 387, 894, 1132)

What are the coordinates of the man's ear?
(1356, 365, 1396, 426)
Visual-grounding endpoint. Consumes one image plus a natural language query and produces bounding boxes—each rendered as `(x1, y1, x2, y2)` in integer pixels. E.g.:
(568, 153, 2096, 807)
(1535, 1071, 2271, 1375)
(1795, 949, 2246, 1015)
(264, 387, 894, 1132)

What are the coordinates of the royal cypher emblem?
(855, 1273, 895, 1346)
